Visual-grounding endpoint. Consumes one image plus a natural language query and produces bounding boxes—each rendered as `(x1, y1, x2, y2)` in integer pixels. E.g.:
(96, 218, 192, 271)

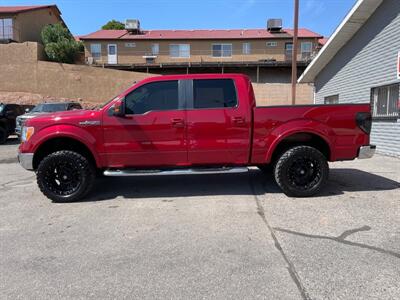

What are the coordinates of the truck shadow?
(85, 168, 399, 202)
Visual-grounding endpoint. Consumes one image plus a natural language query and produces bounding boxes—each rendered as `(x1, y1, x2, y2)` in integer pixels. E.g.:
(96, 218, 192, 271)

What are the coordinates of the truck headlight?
(21, 126, 35, 142)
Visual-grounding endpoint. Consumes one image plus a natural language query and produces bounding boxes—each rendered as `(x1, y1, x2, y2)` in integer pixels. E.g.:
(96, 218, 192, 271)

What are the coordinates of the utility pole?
(291, 0, 299, 105)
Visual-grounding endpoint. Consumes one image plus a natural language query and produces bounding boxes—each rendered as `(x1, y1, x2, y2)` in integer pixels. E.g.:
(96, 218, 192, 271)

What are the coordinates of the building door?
(107, 44, 117, 64)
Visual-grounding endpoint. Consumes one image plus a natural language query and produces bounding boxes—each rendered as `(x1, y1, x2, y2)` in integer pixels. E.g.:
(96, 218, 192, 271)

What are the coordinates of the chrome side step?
(103, 167, 249, 177)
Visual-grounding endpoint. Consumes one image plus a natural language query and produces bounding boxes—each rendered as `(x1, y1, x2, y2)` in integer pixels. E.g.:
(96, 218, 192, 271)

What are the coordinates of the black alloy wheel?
(274, 146, 329, 197)
(37, 150, 95, 202)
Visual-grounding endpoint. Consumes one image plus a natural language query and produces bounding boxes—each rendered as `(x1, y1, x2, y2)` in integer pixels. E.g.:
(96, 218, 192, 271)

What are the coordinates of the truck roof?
(143, 73, 250, 81)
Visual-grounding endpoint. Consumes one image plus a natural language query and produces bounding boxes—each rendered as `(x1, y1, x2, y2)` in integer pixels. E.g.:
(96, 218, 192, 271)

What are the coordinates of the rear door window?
(193, 79, 237, 109)
(125, 80, 179, 114)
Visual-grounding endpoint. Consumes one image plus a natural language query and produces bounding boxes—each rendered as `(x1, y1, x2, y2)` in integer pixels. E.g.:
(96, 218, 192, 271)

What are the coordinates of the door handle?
(232, 116, 245, 126)
(171, 118, 185, 128)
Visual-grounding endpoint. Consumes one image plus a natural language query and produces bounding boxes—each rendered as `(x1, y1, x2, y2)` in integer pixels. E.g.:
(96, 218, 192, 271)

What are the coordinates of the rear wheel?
(274, 146, 328, 197)
(0, 127, 7, 144)
(37, 150, 95, 202)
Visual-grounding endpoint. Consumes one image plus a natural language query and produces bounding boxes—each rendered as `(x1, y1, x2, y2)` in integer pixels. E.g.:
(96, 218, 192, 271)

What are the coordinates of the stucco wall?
(0, 42, 312, 106)
(0, 41, 45, 63)
(253, 83, 313, 106)
(0, 42, 152, 103)
(15, 7, 62, 43)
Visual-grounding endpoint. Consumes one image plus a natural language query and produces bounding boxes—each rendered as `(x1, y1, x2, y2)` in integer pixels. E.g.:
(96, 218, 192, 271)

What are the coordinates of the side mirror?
(25, 108, 31, 113)
(109, 100, 125, 117)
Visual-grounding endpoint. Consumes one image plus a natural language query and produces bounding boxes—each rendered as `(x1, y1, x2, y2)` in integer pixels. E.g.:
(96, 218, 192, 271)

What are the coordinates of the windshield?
(98, 96, 121, 110)
(0, 104, 4, 114)
(30, 103, 68, 113)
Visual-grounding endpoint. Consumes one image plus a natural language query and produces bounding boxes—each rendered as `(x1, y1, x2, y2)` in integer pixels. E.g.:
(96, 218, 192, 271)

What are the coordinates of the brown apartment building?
(80, 19, 323, 83)
(0, 5, 65, 44)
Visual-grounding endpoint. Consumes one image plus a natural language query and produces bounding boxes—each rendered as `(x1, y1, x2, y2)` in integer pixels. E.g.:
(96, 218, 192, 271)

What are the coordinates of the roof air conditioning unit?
(125, 19, 140, 33)
(267, 19, 282, 32)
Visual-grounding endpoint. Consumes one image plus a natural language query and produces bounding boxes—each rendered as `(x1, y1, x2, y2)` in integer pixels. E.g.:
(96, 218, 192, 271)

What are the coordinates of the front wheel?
(274, 146, 328, 197)
(37, 150, 95, 202)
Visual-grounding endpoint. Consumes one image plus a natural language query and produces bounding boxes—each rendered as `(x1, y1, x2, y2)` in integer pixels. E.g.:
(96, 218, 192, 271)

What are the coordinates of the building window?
(169, 44, 190, 58)
(324, 94, 339, 104)
(242, 43, 251, 55)
(266, 41, 277, 47)
(301, 42, 313, 60)
(371, 84, 399, 119)
(90, 44, 101, 59)
(0, 18, 13, 40)
(151, 43, 159, 55)
(212, 44, 232, 57)
(285, 43, 293, 60)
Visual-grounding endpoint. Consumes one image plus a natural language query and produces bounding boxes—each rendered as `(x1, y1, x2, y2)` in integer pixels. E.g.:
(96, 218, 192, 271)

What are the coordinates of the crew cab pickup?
(18, 74, 375, 202)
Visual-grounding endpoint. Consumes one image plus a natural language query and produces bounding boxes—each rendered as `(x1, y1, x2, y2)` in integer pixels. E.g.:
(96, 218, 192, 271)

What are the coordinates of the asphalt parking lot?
(1, 136, 399, 299)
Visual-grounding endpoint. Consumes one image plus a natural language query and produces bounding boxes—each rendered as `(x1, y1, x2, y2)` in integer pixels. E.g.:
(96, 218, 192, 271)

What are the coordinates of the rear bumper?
(358, 145, 376, 159)
(17, 152, 34, 170)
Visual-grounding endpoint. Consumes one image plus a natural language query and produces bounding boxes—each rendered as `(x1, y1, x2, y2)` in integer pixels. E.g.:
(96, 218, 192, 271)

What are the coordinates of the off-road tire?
(0, 127, 7, 144)
(37, 150, 96, 202)
(274, 146, 328, 197)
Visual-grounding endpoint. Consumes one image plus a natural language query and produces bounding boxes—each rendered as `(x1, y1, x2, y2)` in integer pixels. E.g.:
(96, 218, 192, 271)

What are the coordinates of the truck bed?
(252, 103, 371, 163)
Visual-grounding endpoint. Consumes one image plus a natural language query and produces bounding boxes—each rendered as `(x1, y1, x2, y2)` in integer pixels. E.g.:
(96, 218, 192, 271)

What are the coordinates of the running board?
(103, 167, 249, 177)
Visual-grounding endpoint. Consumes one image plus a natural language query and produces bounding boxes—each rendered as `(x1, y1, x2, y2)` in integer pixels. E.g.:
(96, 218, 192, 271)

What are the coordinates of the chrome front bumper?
(18, 152, 34, 170)
(358, 145, 376, 159)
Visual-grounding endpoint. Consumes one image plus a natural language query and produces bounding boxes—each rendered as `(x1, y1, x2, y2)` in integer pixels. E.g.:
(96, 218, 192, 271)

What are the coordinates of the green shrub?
(102, 20, 125, 30)
(41, 23, 80, 64)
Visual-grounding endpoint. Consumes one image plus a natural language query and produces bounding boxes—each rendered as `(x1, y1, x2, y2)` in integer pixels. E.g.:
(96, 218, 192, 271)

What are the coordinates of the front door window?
(125, 81, 179, 114)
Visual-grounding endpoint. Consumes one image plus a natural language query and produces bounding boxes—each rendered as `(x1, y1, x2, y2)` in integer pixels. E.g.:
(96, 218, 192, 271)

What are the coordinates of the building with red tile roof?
(0, 5, 66, 43)
(81, 28, 322, 41)
(80, 20, 323, 83)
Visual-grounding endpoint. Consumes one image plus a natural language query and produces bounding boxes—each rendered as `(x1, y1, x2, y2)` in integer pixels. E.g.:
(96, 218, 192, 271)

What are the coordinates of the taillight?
(356, 112, 372, 134)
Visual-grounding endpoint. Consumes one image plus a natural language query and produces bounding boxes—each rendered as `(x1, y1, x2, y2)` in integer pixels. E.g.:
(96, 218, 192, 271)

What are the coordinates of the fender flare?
(263, 119, 335, 163)
(30, 125, 101, 167)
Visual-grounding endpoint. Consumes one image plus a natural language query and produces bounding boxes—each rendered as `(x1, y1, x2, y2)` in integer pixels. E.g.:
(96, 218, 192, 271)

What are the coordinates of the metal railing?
(89, 48, 316, 65)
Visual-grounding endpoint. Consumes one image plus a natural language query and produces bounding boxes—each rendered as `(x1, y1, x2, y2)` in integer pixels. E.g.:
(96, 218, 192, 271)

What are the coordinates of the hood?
(17, 112, 46, 120)
(26, 109, 102, 129)
(45, 109, 93, 119)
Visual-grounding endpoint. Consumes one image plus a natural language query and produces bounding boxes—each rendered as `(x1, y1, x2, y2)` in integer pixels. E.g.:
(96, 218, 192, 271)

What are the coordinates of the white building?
(299, 0, 400, 157)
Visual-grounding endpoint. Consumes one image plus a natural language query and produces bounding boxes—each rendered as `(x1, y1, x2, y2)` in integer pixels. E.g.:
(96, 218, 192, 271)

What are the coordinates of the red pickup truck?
(18, 74, 375, 202)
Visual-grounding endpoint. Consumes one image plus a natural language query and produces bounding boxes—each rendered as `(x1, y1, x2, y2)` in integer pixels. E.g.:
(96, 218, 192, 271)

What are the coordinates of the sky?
(1, 0, 357, 37)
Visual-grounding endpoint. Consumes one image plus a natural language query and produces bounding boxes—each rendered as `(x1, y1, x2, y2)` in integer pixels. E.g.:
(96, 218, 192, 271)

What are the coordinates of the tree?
(102, 20, 125, 30)
(41, 23, 81, 64)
